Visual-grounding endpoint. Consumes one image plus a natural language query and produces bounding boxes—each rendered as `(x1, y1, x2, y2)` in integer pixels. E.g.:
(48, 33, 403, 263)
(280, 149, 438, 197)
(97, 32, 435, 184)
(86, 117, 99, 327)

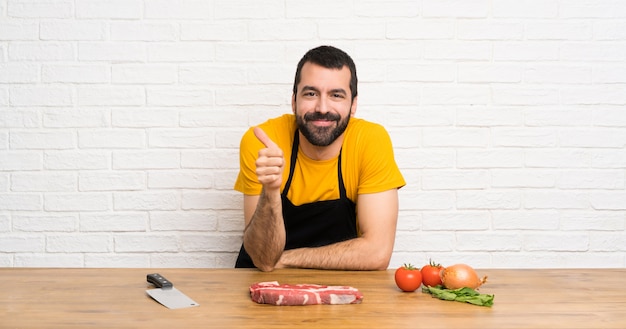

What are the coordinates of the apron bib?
(235, 130, 357, 268)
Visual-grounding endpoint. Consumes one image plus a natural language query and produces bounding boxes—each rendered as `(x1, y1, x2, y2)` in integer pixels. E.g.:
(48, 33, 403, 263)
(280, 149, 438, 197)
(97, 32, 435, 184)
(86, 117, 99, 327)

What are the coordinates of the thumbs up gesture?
(253, 127, 284, 191)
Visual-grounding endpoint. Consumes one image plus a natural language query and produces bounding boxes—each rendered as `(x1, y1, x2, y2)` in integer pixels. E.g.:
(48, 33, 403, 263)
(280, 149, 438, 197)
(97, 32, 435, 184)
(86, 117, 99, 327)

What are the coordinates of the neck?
(298, 132, 344, 161)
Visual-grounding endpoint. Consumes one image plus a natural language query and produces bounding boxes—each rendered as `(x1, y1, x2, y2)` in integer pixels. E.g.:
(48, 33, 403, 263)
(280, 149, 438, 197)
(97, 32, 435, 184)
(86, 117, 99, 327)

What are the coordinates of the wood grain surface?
(1, 268, 624, 328)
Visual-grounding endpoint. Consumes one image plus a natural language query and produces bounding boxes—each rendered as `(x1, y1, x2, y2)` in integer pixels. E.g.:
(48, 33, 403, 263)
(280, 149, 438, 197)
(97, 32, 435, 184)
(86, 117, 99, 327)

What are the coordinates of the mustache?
(303, 112, 340, 122)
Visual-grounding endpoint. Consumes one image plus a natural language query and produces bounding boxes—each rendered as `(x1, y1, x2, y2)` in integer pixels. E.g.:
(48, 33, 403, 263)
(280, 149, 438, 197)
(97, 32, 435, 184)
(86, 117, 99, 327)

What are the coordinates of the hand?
(254, 127, 284, 192)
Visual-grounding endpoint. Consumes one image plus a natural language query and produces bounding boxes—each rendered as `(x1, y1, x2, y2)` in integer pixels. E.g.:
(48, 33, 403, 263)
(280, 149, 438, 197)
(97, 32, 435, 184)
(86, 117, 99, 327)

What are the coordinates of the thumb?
(253, 126, 278, 149)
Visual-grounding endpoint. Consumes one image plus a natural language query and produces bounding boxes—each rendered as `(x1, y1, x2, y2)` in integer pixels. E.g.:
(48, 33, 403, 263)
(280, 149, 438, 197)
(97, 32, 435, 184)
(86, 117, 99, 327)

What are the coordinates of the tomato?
(421, 260, 444, 287)
(394, 264, 422, 292)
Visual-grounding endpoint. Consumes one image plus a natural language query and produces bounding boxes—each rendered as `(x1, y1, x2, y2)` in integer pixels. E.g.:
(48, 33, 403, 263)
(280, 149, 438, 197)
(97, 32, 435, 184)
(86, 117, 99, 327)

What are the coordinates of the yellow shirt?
(234, 114, 405, 206)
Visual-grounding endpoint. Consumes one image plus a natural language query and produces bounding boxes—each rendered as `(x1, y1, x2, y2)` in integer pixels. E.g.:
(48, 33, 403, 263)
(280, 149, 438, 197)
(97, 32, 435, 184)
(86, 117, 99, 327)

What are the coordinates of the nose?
(315, 97, 329, 114)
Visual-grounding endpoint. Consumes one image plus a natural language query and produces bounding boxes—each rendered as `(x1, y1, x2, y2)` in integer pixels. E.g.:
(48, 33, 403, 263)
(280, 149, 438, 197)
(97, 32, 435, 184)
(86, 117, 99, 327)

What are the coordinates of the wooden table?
(1, 268, 625, 328)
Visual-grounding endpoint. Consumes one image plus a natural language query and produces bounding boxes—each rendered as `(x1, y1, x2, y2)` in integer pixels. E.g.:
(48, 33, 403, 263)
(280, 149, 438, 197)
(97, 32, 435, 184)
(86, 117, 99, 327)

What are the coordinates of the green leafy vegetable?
(422, 285, 494, 307)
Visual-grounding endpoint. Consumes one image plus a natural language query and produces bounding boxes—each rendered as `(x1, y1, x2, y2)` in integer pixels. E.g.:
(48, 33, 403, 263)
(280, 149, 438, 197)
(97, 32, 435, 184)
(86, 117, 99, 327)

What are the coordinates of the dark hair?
(292, 45, 358, 101)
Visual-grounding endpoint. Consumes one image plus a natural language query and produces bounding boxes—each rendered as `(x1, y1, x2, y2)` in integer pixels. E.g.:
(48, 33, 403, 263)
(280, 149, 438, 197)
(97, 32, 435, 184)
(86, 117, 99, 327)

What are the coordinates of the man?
(234, 45, 405, 271)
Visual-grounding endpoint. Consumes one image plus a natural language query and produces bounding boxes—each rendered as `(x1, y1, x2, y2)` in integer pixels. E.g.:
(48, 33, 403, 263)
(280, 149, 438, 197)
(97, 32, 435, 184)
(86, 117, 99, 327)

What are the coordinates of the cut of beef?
(249, 281, 363, 306)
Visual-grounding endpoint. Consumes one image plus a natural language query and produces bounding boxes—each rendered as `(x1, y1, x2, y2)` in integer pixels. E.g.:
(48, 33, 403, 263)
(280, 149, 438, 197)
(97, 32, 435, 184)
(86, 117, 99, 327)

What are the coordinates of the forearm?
(242, 189, 285, 271)
(278, 237, 393, 271)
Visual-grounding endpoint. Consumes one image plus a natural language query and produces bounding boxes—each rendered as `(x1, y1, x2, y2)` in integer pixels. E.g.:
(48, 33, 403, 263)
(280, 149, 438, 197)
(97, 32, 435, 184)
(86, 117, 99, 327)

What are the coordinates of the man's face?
(292, 62, 357, 147)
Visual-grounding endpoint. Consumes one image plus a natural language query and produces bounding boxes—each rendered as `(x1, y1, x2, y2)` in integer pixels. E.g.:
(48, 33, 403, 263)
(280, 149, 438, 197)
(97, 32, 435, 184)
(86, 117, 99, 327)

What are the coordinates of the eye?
(303, 91, 316, 97)
(332, 93, 345, 99)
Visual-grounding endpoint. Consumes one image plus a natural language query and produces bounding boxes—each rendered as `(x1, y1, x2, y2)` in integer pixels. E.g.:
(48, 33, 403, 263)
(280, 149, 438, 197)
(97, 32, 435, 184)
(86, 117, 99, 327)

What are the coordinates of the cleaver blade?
(146, 273, 199, 309)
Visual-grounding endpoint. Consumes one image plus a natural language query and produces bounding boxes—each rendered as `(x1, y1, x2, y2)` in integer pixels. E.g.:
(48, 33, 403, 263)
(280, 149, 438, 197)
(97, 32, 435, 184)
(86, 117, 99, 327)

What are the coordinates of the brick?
(458, 63, 522, 83)
(44, 150, 110, 170)
(524, 107, 591, 126)
(181, 23, 246, 41)
(523, 233, 589, 251)
(0, 214, 9, 232)
(594, 21, 626, 40)
(150, 211, 217, 231)
(11, 172, 77, 192)
(112, 64, 177, 84)
(218, 0, 282, 19)
(394, 232, 455, 251)
(423, 0, 489, 18)
(524, 191, 589, 209)
(525, 149, 591, 168)
(148, 171, 213, 189)
(112, 109, 178, 128)
(492, 210, 560, 230)
(526, 21, 592, 40)
(456, 107, 523, 126)
(457, 190, 521, 210)
(492, 128, 558, 147)
(79, 42, 146, 62)
(561, 42, 626, 61)
(79, 129, 146, 149)
(491, 169, 557, 188)
(562, 86, 626, 105)
(458, 21, 524, 40)
(8, 0, 73, 18)
(45, 193, 110, 212)
(251, 21, 319, 41)
(10, 86, 73, 106)
(76, 0, 142, 19)
(114, 234, 178, 252)
(14, 254, 84, 267)
(180, 233, 241, 252)
(395, 149, 455, 169)
(40, 20, 106, 41)
(492, 86, 560, 105)
(112, 150, 181, 170)
(10, 130, 76, 150)
(559, 129, 626, 148)
(42, 64, 110, 83)
(423, 128, 489, 147)
(589, 233, 626, 251)
(80, 213, 148, 232)
(492, 0, 558, 18)
(150, 253, 216, 268)
(355, 1, 420, 17)
(422, 211, 490, 230)
(0, 63, 39, 83)
(423, 170, 489, 190)
(182, 191, 240, 210)
(592, 150, 626, 168)
(457, 233, 522, 251)
(110, 22, 177, 41)
(421, 85, 490, 105)
(181, 150, 239, 169)
(593, 65, 626, 83)
(147, 43, 214, 62)
(146, 87, 213, 107)
(148, 129, 214, 148)
(387, 20, 455, 39)
(590, 192, 626, 210)
(180, 110, 247, 128)
(560, 1, 626, 18)
(216, 44, 284, 62)
(387, 63, 456, 82)
(78, 86, 145, 106)
(0, 151, 42, 171)
(12, 214, 77, 232)
(113, 192, 178, 211)
(424, 41, 491, 60)
(145, 0, 213, 19)
(399, 191, 454, 210)
(524, 65, 591, 83)
(47, 235, 111, 252)
(561, 212, 625, 231)
(0, 194, 42, 210)
(0, 235, 44, 252)
(43, 109, 110, 128)
(493, 41, 559, 61)
(79, 171, 146, 191)
(0, 109, 40, 128)
(9, 42, 75, 61)
(84, 254, 150, 267)
(558, 170, 624, 189)
(457, 149, 523, 168)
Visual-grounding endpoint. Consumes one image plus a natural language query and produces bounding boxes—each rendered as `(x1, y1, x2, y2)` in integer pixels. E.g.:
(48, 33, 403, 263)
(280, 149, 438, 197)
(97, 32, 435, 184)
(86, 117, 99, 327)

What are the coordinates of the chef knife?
(146, 273, 199, 309)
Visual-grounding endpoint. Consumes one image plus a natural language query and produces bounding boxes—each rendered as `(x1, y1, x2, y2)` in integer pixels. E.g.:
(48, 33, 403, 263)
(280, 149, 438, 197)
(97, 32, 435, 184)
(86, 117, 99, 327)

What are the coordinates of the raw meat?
(249, 281, 363, 306)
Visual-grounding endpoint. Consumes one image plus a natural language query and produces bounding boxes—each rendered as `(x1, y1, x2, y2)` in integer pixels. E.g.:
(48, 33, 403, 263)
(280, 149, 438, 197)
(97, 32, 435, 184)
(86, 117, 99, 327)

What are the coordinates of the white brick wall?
(1, 0, 625, 269)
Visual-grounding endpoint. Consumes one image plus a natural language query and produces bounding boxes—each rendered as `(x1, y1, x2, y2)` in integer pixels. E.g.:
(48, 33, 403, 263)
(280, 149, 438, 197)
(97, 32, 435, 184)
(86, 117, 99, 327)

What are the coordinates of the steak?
(249, 281, 363, 306)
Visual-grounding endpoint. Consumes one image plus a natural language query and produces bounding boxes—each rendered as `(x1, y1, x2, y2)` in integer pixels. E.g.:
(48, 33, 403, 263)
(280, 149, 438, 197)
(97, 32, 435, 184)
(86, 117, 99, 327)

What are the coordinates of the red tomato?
(421, 260, 444, 287)
(394, 264, 422, 292)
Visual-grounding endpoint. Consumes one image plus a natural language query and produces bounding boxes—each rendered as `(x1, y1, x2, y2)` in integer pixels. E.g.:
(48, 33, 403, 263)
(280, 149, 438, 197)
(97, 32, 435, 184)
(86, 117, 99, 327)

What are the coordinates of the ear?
(291, 94, 296, 114)
(350, 96, 358, 117)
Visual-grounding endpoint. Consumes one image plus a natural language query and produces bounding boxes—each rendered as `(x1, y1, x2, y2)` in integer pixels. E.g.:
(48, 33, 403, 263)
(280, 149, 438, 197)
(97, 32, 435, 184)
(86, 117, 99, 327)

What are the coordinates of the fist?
(253, 127, 284, 191)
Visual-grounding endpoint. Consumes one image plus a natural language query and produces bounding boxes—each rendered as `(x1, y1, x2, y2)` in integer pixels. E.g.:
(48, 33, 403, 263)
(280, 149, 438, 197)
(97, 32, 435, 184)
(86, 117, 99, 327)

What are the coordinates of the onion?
(440, 263, 487, 290)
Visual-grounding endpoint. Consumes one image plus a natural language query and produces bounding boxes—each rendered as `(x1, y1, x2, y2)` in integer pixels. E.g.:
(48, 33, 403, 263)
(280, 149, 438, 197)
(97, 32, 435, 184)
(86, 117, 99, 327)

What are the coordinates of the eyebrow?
(301, 85, 347, 96)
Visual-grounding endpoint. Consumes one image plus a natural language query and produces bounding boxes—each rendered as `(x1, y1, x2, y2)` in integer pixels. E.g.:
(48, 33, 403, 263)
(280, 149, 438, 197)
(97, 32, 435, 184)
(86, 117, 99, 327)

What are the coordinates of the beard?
(296, 111, 350, 147)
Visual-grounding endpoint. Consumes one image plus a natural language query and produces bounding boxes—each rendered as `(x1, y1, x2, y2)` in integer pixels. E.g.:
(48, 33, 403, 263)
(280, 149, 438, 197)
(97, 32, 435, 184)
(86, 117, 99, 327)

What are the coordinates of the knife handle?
(147, 273, 173, 289)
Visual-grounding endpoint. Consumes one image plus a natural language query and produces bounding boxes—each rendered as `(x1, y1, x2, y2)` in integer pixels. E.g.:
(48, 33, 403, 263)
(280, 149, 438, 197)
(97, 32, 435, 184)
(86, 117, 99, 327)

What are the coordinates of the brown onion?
(440, 263, 487, 289)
